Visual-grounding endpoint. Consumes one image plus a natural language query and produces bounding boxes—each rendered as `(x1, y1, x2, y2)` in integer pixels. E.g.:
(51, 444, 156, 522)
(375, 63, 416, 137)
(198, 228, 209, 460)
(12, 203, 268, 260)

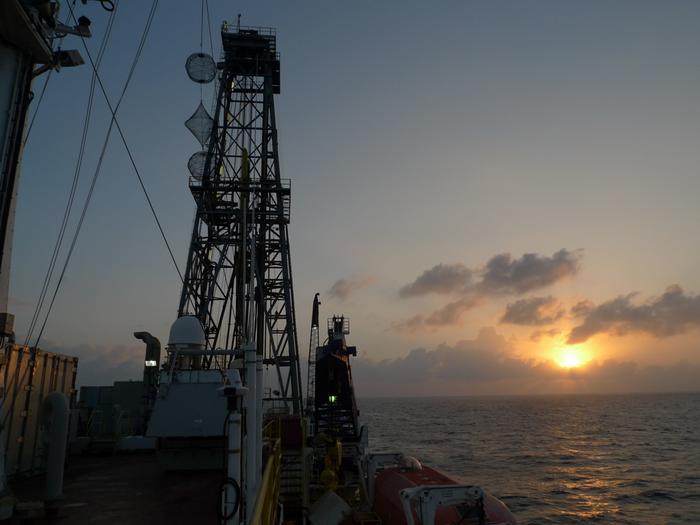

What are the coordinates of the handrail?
(221, 24, 277, 36)
(249, 438, 281, 525)
(262, 418, 280, 440)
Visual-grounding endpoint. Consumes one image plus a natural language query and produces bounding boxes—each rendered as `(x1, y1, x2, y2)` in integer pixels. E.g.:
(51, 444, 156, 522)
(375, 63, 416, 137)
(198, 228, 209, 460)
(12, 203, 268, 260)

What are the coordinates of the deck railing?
(249, 437, 282, 525)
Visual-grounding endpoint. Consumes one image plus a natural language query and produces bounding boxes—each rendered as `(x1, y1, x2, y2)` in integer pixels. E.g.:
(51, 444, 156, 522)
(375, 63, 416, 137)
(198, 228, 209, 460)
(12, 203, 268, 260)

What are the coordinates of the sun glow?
(556, 346, 588, 368)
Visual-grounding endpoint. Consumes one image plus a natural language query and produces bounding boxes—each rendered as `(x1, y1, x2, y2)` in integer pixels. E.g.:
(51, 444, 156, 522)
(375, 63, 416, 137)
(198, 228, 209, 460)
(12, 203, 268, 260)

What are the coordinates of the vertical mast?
(178, 25, 302, 414)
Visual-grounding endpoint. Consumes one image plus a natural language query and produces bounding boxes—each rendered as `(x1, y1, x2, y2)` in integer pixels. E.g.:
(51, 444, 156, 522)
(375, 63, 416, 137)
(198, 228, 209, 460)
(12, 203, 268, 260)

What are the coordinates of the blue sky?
(10, 1, 700, 393)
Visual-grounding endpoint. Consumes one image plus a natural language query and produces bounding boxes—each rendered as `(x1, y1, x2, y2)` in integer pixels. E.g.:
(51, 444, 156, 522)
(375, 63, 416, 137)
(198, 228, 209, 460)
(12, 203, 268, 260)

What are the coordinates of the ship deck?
(10, 452, 222, 524)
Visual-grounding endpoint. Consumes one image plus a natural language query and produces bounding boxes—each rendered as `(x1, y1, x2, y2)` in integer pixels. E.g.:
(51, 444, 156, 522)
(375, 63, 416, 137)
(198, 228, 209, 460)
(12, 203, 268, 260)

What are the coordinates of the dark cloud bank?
(396, 249, 580, 329)
(478, 249, 580, 295)
(399, 263, 472, 297)
(353, 328, 700, 397)
(568, 285, 700, 343)
(500, 296, 564, 326)
(400, 249, 579, 299)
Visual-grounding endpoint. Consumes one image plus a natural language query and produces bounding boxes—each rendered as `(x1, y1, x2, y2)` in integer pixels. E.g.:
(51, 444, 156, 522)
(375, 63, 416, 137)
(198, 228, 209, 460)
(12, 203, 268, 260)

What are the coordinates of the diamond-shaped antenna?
(185, 102, 214, 148)
(188, 151, 209, 181)
(185, 52, 216, 84)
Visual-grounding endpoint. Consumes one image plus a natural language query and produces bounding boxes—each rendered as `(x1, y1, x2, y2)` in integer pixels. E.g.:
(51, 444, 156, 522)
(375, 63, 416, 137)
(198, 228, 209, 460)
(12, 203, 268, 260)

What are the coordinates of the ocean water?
(360, 393, 700, 524)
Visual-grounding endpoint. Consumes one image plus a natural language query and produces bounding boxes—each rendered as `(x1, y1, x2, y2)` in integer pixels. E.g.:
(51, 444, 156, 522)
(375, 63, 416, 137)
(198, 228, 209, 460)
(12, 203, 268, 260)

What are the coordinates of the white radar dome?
(168, 315, 206, 348)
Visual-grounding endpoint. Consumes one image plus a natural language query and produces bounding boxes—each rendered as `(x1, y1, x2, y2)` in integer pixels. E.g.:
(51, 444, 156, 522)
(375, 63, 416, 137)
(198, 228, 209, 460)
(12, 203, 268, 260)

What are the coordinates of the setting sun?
(556, 346, 588, 368)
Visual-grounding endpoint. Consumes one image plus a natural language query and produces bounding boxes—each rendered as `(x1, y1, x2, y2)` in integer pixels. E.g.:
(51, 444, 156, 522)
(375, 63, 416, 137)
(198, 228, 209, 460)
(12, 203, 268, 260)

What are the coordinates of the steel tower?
(178, 25, 302, 414)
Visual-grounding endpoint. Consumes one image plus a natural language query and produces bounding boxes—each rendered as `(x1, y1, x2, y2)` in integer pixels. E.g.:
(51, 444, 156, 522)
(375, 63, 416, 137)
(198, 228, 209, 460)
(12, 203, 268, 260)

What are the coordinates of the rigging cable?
(67, 0, 183, 281)
(32, 0, 183, 352)
(202, 0, 217, 116)
(22, 1, 78, 145)
(0, 0, 115, 422)
(198, 0, 214, 105)
(22, 69, 53, 146)
(199, 0, 204, 100)
(204, 0, 214, 57)
(0, 0, 134, 424)
(23, 1, 120, 349)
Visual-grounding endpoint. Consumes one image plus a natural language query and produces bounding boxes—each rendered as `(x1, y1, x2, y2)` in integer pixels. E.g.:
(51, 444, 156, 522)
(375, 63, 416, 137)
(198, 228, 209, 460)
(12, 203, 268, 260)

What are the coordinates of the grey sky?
(10, 1, 700, 392)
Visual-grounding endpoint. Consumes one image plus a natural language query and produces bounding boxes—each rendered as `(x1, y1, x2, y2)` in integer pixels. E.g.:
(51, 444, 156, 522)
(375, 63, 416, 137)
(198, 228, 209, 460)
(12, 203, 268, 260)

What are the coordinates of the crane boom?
(305, 293, 320, 416)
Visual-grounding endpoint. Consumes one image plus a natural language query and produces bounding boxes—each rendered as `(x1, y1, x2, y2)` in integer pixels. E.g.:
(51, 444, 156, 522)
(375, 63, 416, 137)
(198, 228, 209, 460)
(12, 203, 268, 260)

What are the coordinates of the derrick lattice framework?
(178, 26, 302, 414)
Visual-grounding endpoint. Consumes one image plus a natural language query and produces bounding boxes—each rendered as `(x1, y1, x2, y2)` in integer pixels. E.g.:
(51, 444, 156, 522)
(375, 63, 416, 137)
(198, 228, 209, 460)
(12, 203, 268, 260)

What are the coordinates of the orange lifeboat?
(372, 461, 517, 525)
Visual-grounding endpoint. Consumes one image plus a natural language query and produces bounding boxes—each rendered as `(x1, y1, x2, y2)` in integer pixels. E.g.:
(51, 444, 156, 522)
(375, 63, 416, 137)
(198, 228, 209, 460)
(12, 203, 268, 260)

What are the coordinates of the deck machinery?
(314, 316, 360, 441)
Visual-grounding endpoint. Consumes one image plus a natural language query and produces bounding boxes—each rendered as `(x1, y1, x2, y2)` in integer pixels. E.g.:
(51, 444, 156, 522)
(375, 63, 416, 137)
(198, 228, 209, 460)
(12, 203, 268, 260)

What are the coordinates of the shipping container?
(0, 344, 78, 478)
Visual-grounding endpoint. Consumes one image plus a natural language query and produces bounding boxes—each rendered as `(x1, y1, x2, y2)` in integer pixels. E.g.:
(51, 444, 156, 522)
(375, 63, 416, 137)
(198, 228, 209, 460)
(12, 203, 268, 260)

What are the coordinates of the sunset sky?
(9, 0, 700, 395)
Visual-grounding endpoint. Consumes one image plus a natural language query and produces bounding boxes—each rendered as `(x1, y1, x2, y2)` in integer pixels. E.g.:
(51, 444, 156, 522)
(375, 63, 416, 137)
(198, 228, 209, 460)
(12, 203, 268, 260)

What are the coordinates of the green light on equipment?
(328, 395, 337, 403)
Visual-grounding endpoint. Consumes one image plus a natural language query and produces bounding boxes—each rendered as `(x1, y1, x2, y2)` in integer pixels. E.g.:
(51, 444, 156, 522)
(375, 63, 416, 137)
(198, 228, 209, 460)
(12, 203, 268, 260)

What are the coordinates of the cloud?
(399, 264, 472, 297)
(570, 299, 595, 318)
(9, 296, 34, 309)
(42, 341, 146, 387)
(500, 296, 564, 326)
(395, 249, 580, 329)
(352, 328, 700, 396)
(568, 285, 700, 344)
(478, 249, 580, 295)
(424, 296, 482, 325)
(390, 297, 483, 331)
(400, 250, 580, 300)
(327, 276, 374, 301)
(529, 328, 562, 342)
(390, 314, 426, 333)
(355, 328, 546, 387)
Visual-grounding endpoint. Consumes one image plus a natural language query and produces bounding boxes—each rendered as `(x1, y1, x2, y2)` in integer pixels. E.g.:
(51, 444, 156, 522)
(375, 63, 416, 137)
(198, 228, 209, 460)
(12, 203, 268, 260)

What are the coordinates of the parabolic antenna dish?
(187, 151, 210, 180)
(185, 52, 216, 83)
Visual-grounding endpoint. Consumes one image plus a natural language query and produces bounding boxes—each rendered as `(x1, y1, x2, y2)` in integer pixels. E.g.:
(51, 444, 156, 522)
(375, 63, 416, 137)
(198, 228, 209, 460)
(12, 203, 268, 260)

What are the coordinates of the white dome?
(168, 316, 206, 348)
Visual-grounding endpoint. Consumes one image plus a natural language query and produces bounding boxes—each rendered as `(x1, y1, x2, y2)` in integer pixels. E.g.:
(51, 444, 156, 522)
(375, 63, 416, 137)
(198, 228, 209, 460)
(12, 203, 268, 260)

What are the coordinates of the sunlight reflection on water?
(361, 392, 700, 524)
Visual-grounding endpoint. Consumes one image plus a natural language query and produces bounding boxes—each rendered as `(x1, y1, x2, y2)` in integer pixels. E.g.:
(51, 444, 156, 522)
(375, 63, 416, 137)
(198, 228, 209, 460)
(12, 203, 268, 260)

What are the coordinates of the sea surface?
(360, 393, 700, 524)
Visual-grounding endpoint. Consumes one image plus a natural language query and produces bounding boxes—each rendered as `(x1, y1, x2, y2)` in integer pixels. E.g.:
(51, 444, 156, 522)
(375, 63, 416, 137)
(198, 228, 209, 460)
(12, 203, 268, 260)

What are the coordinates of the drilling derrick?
(178, 25, 302, 414)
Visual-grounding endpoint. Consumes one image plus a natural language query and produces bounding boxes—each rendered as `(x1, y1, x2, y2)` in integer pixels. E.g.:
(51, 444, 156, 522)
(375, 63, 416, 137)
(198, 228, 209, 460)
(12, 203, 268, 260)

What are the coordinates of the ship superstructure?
(314, 316, 360, 441)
